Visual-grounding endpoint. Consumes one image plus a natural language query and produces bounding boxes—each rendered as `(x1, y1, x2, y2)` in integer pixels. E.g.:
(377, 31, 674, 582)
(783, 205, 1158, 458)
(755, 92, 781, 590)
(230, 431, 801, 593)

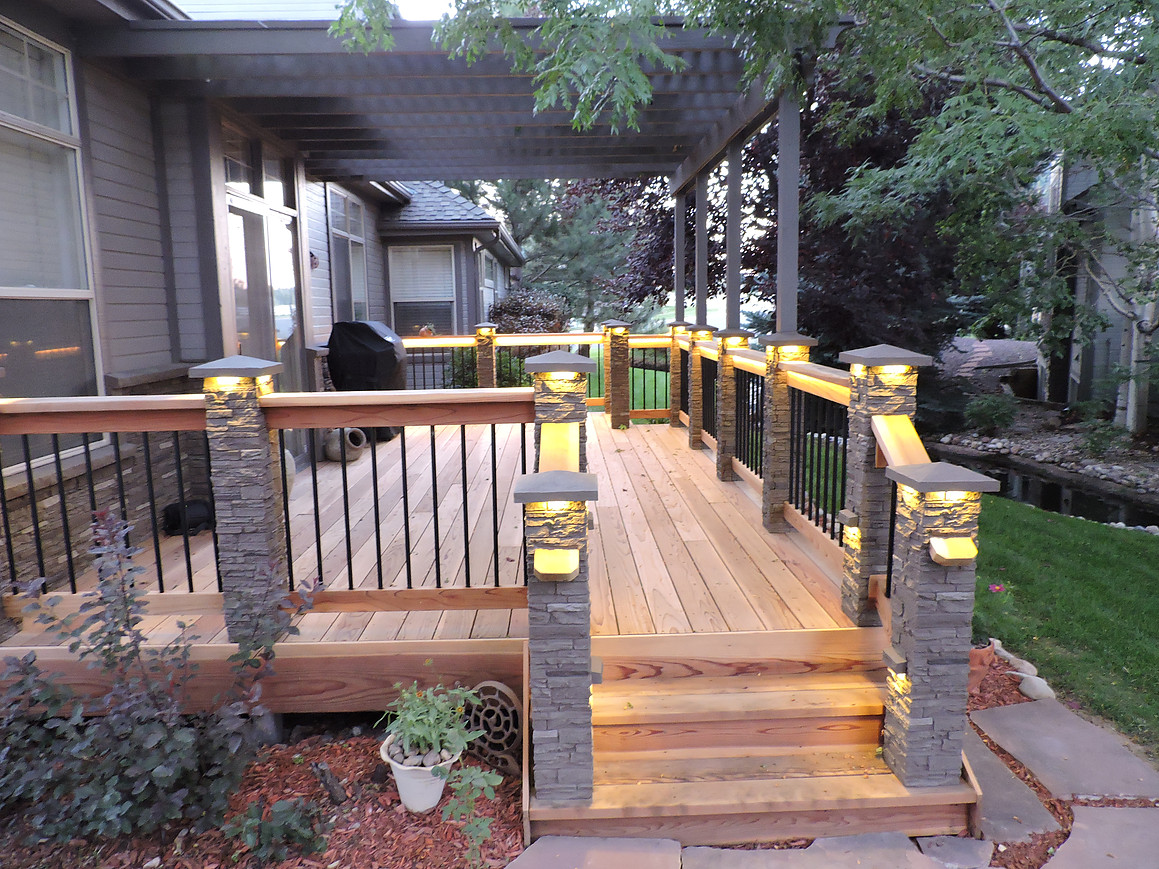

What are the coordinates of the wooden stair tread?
(530, 771, 977, 821)
(592, 685, 884, 724)
(595, 747, 888, 785)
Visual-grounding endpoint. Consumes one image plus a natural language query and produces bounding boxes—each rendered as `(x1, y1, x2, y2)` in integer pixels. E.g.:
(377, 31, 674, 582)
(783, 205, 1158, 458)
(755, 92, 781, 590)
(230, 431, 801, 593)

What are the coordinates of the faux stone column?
(881, 462, 999, 787)
(713, 328, 752, 481)
(668, 321, 689, 428)
(189, 355, 287, 644)
(518, 352, 599, 804)
(759, 332, 817, 531)
(601, 320, 630, 429)
(474, 322, 497, 388)
(836, 344, 933, 626)
(685, 325, 715, 450)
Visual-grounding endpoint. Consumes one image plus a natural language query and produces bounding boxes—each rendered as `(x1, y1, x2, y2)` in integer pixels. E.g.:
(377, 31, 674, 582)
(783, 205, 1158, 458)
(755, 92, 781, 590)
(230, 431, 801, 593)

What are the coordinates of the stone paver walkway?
(1046, 807, 1159, 867)
(962, 729, 1060, 842)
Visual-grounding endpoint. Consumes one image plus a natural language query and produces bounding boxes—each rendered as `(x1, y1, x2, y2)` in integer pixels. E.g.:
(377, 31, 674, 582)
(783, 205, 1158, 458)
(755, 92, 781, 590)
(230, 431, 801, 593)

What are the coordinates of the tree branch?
(1014, 23, 1148, 65)
(912, 62, 1051, 107)
(985, 0, 1073, 113)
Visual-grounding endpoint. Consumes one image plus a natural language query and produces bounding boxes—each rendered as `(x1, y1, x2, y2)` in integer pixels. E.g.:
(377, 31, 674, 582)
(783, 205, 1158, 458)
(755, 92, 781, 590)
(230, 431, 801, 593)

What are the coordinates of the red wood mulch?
(0, 736, 524, 869)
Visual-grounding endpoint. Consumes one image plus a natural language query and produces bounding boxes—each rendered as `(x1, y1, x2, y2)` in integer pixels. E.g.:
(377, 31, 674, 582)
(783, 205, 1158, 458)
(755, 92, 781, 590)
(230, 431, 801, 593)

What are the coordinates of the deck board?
(3, 414, 850, 649)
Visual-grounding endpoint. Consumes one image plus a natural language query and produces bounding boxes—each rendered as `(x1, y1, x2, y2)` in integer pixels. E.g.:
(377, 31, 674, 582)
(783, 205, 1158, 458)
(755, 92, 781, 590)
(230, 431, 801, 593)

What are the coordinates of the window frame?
(327, 185, 369, 322)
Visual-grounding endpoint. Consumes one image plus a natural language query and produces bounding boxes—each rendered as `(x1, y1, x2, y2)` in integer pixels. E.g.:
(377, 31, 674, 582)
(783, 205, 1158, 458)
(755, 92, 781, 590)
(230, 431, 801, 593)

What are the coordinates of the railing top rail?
(402, 336, 477, 349)
(0, 394, 207, 435)
(695, 340, 720, 360)
(779, 360, 852, 407)
(675, 335, 692, 351)
(628, 335, 671, 349)
(870, 414, 931, 468)
(260, 387, 535, 429)
(494, 332, 603, 346)
(731, 348, 766, 376)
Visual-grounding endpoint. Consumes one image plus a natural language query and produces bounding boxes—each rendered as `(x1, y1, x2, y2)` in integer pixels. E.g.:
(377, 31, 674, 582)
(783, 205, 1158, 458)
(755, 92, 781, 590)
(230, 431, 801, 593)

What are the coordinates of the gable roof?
(380, 181, 524, 266)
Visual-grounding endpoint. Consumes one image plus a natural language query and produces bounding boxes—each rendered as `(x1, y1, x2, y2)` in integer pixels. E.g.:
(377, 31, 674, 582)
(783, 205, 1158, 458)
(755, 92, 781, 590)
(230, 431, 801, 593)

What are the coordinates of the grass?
(975, 495, 1159, 755)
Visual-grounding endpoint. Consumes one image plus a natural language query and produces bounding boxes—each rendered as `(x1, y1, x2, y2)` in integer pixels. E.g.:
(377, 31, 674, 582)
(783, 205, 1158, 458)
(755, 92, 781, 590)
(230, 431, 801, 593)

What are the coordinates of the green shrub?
(224, 797, 329, 866)
(488, 288, 568, 333)
(437, 764, 503, 869)
(964, 393, 1018, 434)
(0, 510, 308, 842)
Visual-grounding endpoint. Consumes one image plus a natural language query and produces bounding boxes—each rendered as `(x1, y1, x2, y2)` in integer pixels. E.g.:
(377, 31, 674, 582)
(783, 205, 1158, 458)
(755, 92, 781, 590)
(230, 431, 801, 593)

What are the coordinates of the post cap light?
(601, 319, 631, 334)
(188, 355, 283, 380)
(513, 470, 598, 504)
(838, 344, 933, 369)
(758, 331, 818, 349)
(667, 320, 692, 332)
(524, 350, 598, 375)
(714, 328, 753, 349)
(688, 324, 717, 339)
(929, 536, 979, 566)
(475, 322, 497, 334)
(885, 461, 1001, 494)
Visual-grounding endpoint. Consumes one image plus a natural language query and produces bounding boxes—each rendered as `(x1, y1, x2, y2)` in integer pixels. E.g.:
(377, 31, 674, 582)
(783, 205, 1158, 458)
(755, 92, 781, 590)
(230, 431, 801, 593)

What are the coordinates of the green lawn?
(975, 495, 1159, 755)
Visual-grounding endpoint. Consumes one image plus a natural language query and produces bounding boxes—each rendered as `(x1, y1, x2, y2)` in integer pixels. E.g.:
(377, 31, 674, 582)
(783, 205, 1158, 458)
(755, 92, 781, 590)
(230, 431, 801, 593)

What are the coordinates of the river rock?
(440, 748, 453, 761)
(1014, 673, 1056, 700)
(422, 750, 442, 767)
(403, 753, 422, 767)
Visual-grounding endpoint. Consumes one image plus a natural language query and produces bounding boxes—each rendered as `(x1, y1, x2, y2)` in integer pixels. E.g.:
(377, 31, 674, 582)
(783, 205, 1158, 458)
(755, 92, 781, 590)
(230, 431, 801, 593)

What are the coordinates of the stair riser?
(594, 715, 884, 754)
(600, 659, 887, 682)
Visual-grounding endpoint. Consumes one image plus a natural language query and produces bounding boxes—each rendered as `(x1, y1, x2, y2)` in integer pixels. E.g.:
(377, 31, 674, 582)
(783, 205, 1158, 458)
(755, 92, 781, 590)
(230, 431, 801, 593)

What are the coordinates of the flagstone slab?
(915, 835, 993, 868)
(682, 836, 943, 869)
(1046, 807, 1159, 868)
(961, 729, 1060, 842)
(971, 700, 1159, 799)
(506, 836, 681, 868)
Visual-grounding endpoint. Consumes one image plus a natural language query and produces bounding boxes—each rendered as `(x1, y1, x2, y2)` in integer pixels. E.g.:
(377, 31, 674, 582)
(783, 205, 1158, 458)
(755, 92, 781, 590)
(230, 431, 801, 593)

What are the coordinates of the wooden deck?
(3, 413, 847, 649)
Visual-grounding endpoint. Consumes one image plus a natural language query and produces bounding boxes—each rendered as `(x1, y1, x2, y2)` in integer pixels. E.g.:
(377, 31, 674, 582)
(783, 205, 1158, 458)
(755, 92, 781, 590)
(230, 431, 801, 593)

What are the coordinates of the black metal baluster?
(430, 426, 442, 589)
(460, 426, 471, 588)
(810, 395, 822, 526)
(829, 404, 842, 539)
(201, 431, 223, 592)
(0, 441, 16, 592)
(789, 390, 801, 510)
(338, 427, 354, 590)
(369, 427, 384, 589)
(141, 433, 165, 592)
(50, 435, 77, 593)
(81, 434, 98, 514)
(309, 428, 324, 586)
(491, 424, 500, 588)
(400, 427, 413, 588)
(171, 432, 195, 592)
(278, 430, 295, 592)
(111, 433, 129, 531)
(20, 435, 45, 579)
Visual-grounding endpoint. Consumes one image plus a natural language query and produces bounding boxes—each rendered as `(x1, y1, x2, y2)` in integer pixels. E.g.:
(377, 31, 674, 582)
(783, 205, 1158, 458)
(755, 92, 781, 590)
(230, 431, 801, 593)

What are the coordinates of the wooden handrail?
(731, 349, 766, 376)
(870, 415, 930, 468)
(0, 394, 207, 435)
(494, 332, 603, 346)
(675, 335, 692, 351)
(260, 387, 535, 429)
(695, 340, 720, 361)
(778, 361, 852, 406)
(402, 336, 477, 349)
(627, 335, 671, 349)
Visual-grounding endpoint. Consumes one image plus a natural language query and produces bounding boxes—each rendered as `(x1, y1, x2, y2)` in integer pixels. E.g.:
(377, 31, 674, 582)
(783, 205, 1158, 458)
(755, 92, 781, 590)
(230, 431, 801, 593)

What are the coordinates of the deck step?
(595, 746, 886, 785)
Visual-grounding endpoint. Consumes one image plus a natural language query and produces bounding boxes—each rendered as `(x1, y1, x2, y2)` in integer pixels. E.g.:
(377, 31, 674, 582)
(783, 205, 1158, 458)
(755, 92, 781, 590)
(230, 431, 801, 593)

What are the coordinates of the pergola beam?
(669, 83, 777, 194)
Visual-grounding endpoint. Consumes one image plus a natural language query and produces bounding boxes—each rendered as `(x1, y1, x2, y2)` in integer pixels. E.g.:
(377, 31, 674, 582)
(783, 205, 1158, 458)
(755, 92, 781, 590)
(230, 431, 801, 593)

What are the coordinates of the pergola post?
(519, 351, 600, 804)
(882, 463, 999, 786)
(188, 355, 287, 644)
(837, 345, 933, 626)
(776, 94, 801, 335)
(725, 138, 743, 331)
(759, 332, 817, 530)
(474, 322, 497, 388)
(695, 173, 709, 325)
(673, 190, 687, 323)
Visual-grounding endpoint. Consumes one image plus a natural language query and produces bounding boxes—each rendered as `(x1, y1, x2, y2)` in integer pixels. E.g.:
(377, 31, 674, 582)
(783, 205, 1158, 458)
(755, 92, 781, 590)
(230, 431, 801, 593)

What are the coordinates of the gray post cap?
(524, 350, 599, 374)
(667, 319, 693, 328)
(838, 344, 934, 368)
(714, 327, 753, 339)
(885, 461, 1000, 494)
(513, 470, 599, 503)
(188, 355, 283, 379)
(758, 331, 818, 348)
(474, 322, 497, 331)
(600, 319, 632, 329)
(688, 323, 718, 335)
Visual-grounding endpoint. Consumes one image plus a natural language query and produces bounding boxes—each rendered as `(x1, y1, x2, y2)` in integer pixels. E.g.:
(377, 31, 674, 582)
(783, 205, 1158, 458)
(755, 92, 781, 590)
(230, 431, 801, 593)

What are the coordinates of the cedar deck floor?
(2, 414, 848, 649)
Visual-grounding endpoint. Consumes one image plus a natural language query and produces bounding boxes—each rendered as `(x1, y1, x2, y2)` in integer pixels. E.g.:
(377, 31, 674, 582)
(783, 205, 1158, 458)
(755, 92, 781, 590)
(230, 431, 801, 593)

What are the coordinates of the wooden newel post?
(881, 463, 999, 787)
(685, 324, 715, 450)
(759, 332, 816, 531)
(713, 328, 752, 481)
(188, 355, 287, 644)
(601, 320, 631, 429)
(474, 322, 497, 389)
(668, 321, 690, 428)
(836, 344, 933, 626)
(520, 350, 599, 803)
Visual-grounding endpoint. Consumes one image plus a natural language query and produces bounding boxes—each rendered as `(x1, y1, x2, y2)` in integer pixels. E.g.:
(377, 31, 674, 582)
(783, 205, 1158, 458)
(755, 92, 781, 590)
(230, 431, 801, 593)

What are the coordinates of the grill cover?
(327, 321, 408, 391)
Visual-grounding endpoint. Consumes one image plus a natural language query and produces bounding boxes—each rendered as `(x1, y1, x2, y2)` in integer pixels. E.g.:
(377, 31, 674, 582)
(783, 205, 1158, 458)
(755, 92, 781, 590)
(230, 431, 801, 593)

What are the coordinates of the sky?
(397, 0, 454, 19)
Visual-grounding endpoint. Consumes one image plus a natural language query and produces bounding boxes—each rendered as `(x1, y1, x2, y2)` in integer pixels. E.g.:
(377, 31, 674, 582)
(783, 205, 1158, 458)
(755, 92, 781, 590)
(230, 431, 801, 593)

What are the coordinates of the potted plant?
(377, 681, 482, 813)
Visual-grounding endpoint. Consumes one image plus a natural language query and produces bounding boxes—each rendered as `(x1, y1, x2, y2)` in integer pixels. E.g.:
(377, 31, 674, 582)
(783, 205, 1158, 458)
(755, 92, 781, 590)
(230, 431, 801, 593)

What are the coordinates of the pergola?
(80, 18, 810, 334)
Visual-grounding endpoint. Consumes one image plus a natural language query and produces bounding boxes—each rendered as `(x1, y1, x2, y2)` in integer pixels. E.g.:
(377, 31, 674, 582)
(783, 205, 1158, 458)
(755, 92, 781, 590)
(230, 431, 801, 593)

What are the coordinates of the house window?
(329, 187, 367, 321)
(389, 245, 455, 335)
(0, 17, 98, 463)
(481, 252, 499, 320)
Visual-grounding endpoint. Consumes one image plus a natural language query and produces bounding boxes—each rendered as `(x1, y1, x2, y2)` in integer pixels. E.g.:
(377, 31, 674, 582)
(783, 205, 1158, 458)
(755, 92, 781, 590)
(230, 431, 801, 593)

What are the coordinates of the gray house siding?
(304, 179, 334, 344)
(365, 207, 387, 324)
(80, 64, 172, 375)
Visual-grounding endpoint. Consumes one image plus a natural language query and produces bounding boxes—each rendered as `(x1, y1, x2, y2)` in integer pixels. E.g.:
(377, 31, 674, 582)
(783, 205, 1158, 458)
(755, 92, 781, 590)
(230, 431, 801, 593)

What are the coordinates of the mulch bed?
(0, 735, 524, 869)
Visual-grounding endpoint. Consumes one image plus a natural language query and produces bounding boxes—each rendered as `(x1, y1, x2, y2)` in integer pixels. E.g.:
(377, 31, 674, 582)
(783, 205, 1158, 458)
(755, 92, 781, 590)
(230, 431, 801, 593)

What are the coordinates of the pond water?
(950, 456, 1159, 528)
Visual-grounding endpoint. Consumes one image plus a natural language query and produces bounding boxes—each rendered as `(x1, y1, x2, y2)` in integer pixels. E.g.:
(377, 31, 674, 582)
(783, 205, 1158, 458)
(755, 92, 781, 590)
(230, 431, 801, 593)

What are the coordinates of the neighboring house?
(379, 181, 523, 336)
(1035, 161, 1158, 429)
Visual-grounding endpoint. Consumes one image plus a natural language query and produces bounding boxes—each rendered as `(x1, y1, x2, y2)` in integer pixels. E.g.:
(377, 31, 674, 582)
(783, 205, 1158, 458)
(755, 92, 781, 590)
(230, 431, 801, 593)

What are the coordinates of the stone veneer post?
(713, 328, 753, 481)
(759, 333, 817, 531)
(881, 462, 999, 786)
(601, 320, 631, 429)
(685, 325, 715, 450)
(474, 322, 497, 388)
(189, 355, 288, 644)
(836, 344, 933, 626)
(519, 351, 599, 803)
(668, 321, 690, 428)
